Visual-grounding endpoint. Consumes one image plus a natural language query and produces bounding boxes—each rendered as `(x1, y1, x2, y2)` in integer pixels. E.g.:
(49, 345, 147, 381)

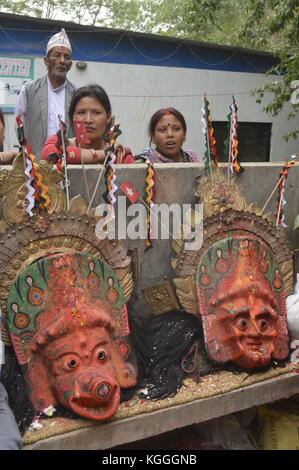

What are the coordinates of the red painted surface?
(197, 237, 289, 369)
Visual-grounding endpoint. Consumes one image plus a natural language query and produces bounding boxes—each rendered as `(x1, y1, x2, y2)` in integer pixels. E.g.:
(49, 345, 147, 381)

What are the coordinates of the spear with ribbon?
(16, 116, 50, 215)
(201, 94, 220, 179)
(143, 157, 156, 250)
(260, 154, 296, 222)
(55, 115, 71, 211)
(275, 154, 296, 227)
(102, 120, 122, 207)
(225, 96, 243, 179)
(72, 119, 92, 206)
(87, 120, 122, 215)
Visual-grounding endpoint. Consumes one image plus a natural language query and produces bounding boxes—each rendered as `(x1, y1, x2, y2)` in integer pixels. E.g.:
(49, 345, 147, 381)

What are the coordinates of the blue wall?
(0, 14, 278, 73)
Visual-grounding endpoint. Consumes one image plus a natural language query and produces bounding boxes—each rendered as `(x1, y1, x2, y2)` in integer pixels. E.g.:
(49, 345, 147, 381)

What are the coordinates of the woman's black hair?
(148, 107, 187, 138)
(0, 108, 4, 128)
(69, 84, 112, 123)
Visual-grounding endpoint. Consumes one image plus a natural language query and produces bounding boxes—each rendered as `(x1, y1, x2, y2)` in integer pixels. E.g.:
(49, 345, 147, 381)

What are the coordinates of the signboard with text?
(0, 56, 34, 112)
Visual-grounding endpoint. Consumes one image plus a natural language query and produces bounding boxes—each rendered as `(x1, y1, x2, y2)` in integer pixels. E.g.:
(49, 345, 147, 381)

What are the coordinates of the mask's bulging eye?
(66, 358, 78, 370)
(238, 319, 248, 329)
(97, 350, 106, 361)
(259, 319, 268, 330)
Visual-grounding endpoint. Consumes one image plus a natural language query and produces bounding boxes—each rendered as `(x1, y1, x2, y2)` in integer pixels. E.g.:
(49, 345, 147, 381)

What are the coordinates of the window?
(212, 122, 272, 163)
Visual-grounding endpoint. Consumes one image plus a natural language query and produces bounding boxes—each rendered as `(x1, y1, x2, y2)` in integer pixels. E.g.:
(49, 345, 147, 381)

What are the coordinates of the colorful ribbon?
(103, 121, 122, 208)
(103, 119, 122, 148)
(201, 95, 220, 176)
(35, 160, 51, 209)
(57, 117, 70, 192)
(103, 151, 118, 206)
(24, 151, 35, 216)
(16, 116, 50, 212)
(226, 97, 243, 175)
(144, 159, 156, 250)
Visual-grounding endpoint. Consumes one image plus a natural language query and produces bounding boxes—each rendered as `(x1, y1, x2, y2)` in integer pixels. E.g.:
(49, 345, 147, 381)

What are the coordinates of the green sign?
(0, 56, 34, 111)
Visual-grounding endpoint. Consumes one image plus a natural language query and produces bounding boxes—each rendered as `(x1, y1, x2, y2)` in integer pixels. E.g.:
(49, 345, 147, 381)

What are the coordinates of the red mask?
(196, 237, 289, 369)
(6, 253, 137, 420)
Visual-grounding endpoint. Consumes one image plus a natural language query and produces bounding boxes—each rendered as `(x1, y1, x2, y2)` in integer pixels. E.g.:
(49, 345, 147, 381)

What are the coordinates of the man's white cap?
(46, 28, 72, 55)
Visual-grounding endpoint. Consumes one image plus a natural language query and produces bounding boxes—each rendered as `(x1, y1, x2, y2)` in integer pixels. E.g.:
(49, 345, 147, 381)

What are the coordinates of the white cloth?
(46, 76, 66, 138)
(15, 78, 66, 138)
(286, 273, 299, 341)
(14, 83, 27, 123)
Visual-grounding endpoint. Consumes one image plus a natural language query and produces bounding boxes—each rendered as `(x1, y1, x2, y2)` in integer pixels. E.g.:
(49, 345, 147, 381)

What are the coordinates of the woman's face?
(152, 114, 186, 160)
(73, 96, 110, 146)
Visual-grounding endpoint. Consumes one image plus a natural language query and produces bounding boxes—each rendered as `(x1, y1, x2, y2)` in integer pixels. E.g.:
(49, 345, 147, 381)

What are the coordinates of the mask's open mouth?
(69, 390, 120, 420)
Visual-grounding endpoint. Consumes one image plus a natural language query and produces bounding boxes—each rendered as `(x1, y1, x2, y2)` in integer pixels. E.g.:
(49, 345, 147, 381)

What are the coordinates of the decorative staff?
(16, 116, 49, 215)
(57, 115, 71, 211)
(102, 121, 122, 208)
(201, 94, 220, 180)
(87, 120, 122, 215)
(144, 158, 156, 250)
(260, 155, 296, 221)
(72, 119, 91, 206)
(16, 116, 33, 211)
(275, 154, 296, 227)
(225, 96, 243, 179)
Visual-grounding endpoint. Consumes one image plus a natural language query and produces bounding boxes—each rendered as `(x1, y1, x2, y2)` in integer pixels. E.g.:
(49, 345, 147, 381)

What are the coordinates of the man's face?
(44, 46, 72, 81)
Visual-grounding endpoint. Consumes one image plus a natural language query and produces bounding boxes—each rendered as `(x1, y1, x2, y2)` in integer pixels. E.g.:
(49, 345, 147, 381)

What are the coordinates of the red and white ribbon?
(106, 150, 118, 207)
(24, 150, 35, 216)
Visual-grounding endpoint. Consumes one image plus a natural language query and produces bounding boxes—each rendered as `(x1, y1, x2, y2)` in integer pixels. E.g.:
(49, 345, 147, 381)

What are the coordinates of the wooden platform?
(23, 370, 299, 450)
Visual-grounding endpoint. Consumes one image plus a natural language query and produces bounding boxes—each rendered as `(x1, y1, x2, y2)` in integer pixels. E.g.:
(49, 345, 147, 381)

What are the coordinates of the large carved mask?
(196, 236, 289, 369)
(6, 252, 137, 420)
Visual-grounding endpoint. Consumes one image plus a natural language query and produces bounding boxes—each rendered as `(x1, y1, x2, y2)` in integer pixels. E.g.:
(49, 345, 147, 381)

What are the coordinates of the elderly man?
(15, 29, 76, 158)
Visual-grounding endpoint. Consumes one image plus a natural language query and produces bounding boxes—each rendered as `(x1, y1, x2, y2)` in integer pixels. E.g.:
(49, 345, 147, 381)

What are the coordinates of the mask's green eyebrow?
(46, 345, 68, 358)
(224, 306, 249, 315)
(224, 306, 276, 316)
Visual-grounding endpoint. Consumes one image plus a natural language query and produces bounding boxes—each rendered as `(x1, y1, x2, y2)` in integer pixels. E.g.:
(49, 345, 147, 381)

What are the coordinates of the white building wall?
(3, 58, 299, 161)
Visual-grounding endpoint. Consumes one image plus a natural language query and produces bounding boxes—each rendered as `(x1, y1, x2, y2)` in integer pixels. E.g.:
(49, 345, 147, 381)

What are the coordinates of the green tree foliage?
(142, 0, 249, 45)
(240, 0, 299, 140)
(0, 0, 248, 39)
(1, 0, 66, 19)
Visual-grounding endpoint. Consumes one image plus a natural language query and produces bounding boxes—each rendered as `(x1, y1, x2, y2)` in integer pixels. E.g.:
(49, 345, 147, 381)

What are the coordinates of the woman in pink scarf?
(135, 107, 201, 163)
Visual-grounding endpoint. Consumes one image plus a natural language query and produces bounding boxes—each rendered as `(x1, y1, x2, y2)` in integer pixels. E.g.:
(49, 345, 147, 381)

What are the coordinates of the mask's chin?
(233, 347, 272, 369)
(68, 390, 120, 420)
